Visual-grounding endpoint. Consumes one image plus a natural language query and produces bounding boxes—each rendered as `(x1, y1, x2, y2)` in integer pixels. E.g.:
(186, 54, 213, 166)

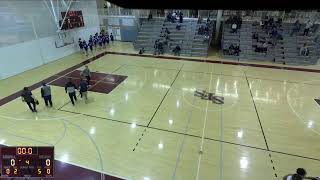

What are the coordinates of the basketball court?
(1, 1, 320, 179)
(1, 50, 320, 179)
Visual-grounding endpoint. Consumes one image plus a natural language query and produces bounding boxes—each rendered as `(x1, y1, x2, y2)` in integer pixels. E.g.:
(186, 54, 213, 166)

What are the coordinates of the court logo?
(194, 89, 224, 104)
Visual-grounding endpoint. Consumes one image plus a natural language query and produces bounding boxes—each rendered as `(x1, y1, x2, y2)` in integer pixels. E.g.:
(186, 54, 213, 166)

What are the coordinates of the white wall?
(0, 0, 100, 79)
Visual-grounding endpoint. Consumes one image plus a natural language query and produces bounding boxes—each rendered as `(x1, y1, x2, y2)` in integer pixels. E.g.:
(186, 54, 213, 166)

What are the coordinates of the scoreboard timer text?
(0, 146, 54, 178)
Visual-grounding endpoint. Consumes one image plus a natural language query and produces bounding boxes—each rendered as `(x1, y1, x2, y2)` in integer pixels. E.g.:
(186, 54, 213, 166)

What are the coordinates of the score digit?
(14, 168, 18, 175)
(11, 159, 15, 166)
(45, 159, 51, 166)
(25, 160, 30, 165)
(37, 168, 42, 175)
(28, 147, 32, 154)
(46, 169, 51, 175)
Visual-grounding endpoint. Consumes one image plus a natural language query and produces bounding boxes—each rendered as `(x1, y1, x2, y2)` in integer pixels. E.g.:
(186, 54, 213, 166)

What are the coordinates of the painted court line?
(106, 51, 320, 73)
(60, 108, 320, 162)
(245, 72, 270, 150)
(146, 64, 184, 127)
(171, 96, 197, 180)
(0, 50, 107, 107)
(196, 64, 214, 180)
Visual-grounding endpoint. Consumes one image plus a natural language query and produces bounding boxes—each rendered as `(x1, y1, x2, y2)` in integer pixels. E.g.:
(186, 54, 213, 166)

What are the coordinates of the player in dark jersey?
(105, 33, 110, 44)
(89, 35, 93, 44)
(102, 35, 106, 48)
(93, 35, 98, 50)
(98, 35, 103, 49)
(110, 33, 114, 43)
(82, 40, 88, 56)
(78, 38, 84, 54)
(88, 39, 94, 54)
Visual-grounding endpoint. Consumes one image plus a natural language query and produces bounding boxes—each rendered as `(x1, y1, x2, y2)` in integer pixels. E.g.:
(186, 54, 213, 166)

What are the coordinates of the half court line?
(146, 64, 184, 127)
(245, 71, 270, 150)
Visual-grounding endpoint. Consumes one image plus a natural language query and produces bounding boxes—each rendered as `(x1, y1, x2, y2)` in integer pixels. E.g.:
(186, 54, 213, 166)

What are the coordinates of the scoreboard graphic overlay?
(0, 146, 54, 178)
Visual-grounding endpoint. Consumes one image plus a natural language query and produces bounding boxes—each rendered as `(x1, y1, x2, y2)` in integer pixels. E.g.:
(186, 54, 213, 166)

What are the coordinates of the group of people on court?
(20, 66, 92, 112)
(78, 30, 114, 56)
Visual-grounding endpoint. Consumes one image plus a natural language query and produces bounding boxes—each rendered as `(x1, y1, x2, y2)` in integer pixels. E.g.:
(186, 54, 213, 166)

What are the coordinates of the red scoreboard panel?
(59, 11, 85, 30)
(0, 147, 54, 178)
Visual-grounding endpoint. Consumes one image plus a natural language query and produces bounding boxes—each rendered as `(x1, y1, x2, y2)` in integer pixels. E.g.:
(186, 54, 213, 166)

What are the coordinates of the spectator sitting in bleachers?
(165, 28, 170, 34)
(176, 24, 181, 30)
(268, 17, 274, 27)
(252, 32, 259, 40)
(262, 16, 269, 29)
(165, 33, 170, 41)
(203, 35, 210, 43)
(255, 42, 268, 53)
(139, 47, 145, 54)
(179, 12, 183, 23)
(300, 43, 310, 56)
(276, 18, 282, 26)
(154, 39, 160, 55)
(290, 20, 301, 36)
(223, 44, 240, 56)
(231, 23, 238, 33)
(270, 27, 278, 39)
(236, 15, 242, 29)
(198, 16, 202, 24)
(204, 26, 209, 34)
(198, 25, 205, 35)
(207, 17, 210, 23)
(173, 45, 181, 56)
(304, 20, 313, 36)
(167, 12, 175, 23)
(158, 42, 164, 54)
(233, 45, 241, 56)
(148, 13, 153, 21)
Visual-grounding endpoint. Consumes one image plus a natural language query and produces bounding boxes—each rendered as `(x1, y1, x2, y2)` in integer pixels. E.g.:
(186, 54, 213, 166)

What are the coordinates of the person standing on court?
(41, 82, 52, 107)
(88, 39, 94, 55)
(82, 40, 88, 56)
(81, 65, 91, 85)
(21, 87, 37, 112)
(78, 38, 83, 54)
(79, 78, 89, 104)
(110, 33, 114, 43)
(65, 78, 78, 106)
(106, 33, 110, 45)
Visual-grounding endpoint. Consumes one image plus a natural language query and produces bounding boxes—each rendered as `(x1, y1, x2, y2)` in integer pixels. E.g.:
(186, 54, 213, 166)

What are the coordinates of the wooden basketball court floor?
(0, 52, 320, 179)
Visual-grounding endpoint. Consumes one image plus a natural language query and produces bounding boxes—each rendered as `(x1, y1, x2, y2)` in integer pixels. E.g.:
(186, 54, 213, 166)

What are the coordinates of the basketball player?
(93, 34, 98, 50)
(78, 38, 84, 54)
(88, 39, 94, 54)
(106, 32, 110, 44)
(110, 33, 114, 43)
(102, 34, 106, 48)
(82, 40, 88, 56)
(98, 34, 103, 49)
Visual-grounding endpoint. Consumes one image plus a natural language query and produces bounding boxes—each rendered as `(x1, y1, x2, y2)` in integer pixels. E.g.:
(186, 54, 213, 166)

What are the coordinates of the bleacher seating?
(222, 20, 320, 65)
(134, 17, 215, 57)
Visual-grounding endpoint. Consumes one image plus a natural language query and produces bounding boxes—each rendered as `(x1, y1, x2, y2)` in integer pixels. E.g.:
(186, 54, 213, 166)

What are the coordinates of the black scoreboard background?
(59, 11, 85, 30)
(0, 147, 54, 178)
